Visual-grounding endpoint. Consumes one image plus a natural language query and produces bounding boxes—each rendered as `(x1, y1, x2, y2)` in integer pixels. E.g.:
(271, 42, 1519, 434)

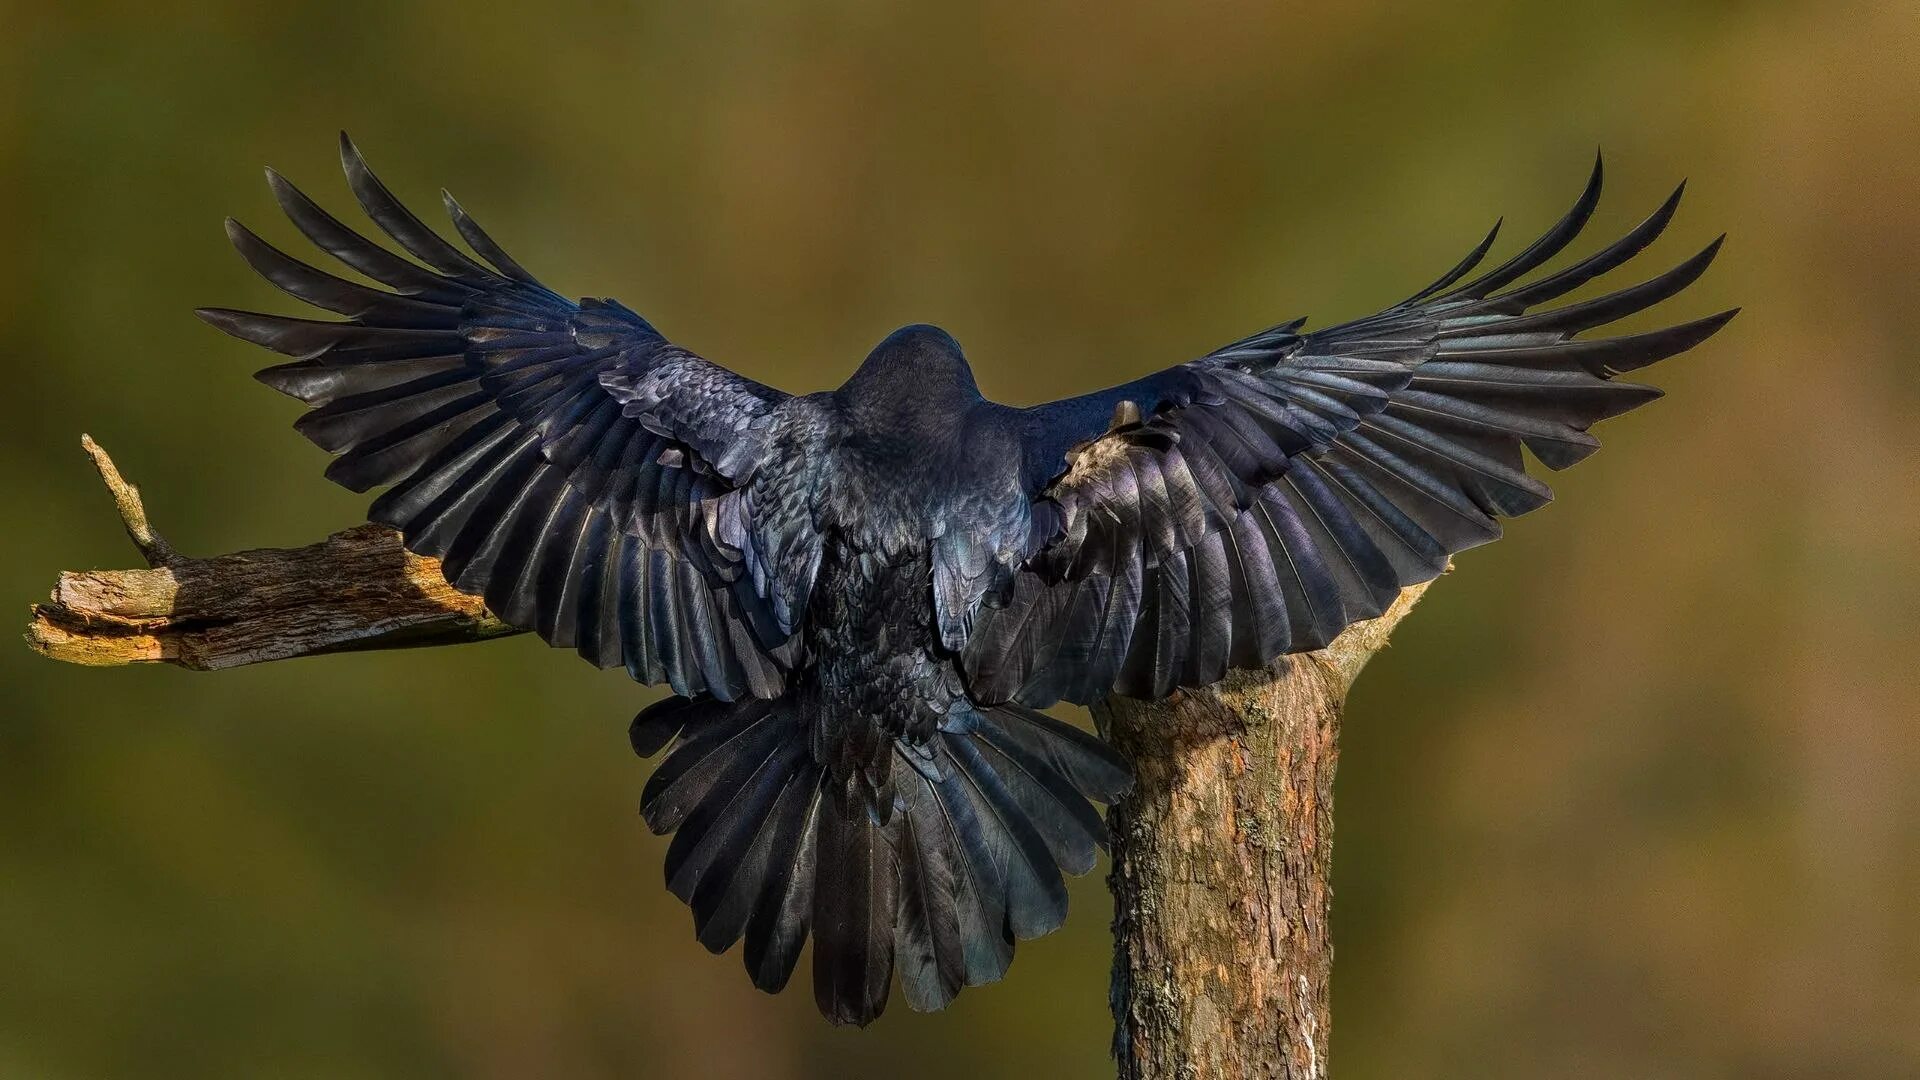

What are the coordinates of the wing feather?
(967, 159, 1733, 705)
(201, 135, 812, 700)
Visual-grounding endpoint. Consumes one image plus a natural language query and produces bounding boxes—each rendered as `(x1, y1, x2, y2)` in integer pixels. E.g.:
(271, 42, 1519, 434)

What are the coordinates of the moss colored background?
(4, 2, 1915, 1076)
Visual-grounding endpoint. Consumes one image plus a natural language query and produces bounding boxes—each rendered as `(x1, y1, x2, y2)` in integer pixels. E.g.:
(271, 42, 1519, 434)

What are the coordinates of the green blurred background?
(4, 1, 1916, 1077)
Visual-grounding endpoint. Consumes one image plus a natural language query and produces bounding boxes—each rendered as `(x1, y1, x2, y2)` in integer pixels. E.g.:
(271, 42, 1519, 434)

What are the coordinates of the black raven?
(197, 135, 1732, 1025)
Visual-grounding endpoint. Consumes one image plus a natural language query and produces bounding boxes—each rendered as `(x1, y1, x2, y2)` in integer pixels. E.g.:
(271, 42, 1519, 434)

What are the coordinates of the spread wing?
(198, 134, 805, 701)
(963, 158, 1736, 706)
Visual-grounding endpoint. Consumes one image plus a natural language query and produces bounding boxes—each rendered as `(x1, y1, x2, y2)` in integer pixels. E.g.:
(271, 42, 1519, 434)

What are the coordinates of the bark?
(27, 438, 1434, 1077)
(1096, 583, 1433, 1080)
(24, 437, 519, 670)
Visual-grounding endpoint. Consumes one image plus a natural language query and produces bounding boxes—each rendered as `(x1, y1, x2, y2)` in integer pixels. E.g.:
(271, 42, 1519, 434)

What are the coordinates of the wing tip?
(262, 165, 314, 217)
(194, 305, 252, 337)
(1601, 307, 1740, 376)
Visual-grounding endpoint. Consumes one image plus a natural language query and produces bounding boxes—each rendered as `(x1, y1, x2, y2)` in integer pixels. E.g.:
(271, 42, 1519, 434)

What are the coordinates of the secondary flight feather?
(198, 134, 1733, 1025)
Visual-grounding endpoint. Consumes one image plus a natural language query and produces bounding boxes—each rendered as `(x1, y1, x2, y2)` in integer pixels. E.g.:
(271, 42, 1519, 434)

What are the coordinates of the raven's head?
(841, 324, 980, 415)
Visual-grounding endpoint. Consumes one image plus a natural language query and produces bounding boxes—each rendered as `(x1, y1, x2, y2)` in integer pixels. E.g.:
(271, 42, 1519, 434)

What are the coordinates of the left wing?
(198, 134, 810, 700)
(963, 158, 1735, 706)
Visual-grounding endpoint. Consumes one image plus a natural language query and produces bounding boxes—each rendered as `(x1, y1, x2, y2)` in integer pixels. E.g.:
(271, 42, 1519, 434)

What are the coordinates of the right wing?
(198, 134, 812, 701)
(965, 158, 1735, 706)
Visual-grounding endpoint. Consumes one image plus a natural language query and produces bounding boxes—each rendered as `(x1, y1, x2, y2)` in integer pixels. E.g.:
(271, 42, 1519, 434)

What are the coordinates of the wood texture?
(27, 438, 1433, 1077)
(24, 438, 519, 670)
(1097, 582, 1433, 1080)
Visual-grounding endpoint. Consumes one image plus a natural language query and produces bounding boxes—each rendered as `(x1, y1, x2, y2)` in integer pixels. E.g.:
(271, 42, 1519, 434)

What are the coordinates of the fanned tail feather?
(633, 695, 1130, 1025)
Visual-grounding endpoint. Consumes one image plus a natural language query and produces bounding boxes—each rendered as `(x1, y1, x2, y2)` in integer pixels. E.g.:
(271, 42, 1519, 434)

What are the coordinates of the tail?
(631, 694, 1132, 1026)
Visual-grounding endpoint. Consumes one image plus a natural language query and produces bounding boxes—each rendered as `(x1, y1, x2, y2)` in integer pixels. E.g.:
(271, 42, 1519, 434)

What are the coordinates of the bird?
(197, 133, 1733, 1026)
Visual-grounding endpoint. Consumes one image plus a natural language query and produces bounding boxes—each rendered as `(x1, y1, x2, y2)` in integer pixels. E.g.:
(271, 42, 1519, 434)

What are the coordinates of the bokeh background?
(3, 1, 1916, 1077)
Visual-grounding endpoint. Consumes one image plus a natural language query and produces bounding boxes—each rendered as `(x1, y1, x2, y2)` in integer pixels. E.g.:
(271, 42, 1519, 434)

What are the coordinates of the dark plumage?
(199, 135, 1733, 1025)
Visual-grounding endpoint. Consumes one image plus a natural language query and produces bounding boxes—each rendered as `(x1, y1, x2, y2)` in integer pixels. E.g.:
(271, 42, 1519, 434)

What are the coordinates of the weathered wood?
(25, 438, 519, 670)
(28, 437, 1433, 1078)
(1097, 582, 1433, 1080)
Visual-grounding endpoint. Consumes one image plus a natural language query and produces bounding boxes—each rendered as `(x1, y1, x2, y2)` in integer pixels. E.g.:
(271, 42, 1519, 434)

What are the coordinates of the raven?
(198, 135, 1732, 1025)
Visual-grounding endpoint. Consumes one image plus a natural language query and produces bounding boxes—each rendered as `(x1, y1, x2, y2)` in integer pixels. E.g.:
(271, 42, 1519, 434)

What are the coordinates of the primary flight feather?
(198, 134, 1733, 1025)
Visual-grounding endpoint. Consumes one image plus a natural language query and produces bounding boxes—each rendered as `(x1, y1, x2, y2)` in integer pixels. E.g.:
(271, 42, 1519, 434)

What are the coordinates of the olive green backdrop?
(3, 1, 1915, 1077)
